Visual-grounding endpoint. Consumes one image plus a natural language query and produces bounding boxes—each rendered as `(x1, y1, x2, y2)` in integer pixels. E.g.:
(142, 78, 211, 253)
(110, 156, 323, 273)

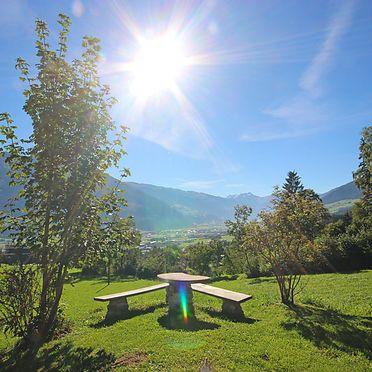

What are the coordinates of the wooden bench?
(191, 283, 252, 319)
(94, 283, 169, 318)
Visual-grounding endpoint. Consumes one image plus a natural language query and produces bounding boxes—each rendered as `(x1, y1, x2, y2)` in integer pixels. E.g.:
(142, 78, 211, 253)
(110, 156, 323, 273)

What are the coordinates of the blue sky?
(1, 0, 371, 196)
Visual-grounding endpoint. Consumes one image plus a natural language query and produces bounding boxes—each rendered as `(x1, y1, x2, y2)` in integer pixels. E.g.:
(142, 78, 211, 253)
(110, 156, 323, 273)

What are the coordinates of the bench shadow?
(158, 314, 220, 332)
(91, 303, 167, 328)
(1, 341, 115, 372)
(199, 306, 259, 324)
(282, 301, 372, 359)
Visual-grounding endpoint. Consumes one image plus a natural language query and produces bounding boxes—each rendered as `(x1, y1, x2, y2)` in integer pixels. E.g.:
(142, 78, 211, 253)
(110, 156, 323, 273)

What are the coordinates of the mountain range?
(0, 157, 361, 231)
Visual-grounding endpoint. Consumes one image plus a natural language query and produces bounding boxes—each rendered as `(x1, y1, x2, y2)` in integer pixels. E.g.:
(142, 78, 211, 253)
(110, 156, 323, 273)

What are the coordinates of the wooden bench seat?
(94, 283, 169, 318)
(191, 283, 252, 319)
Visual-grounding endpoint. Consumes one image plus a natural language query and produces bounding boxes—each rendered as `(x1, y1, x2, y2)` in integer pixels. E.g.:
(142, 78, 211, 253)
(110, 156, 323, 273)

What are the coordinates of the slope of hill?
(325, 199, 359, 216)
(320, 181, 361, 204)
(0, 158, 361, 230)
(106, 176, 270, 230)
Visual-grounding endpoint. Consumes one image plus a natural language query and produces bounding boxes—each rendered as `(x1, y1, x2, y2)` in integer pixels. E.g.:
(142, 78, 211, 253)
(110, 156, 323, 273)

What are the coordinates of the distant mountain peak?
(227, 192, 256, 199)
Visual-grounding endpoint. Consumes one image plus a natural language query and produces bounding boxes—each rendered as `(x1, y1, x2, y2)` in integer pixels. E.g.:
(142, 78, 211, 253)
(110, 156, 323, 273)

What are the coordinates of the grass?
(325, 198, 359, 215)
(0, 270, 371, 371)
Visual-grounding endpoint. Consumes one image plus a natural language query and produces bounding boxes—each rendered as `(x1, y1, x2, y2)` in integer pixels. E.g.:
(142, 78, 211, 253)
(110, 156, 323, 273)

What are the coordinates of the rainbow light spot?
(178, 282, 188, 322)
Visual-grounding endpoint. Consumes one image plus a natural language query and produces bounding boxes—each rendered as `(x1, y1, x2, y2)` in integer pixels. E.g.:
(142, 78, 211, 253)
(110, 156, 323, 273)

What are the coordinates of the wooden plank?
(94, 283, 169, 302)
(191, 283, 252, 303)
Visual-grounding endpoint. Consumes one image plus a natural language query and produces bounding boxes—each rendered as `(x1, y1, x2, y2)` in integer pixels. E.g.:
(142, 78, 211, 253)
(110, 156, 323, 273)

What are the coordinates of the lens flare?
(178, 282, 188, 322)
(129, 36, 187, 99)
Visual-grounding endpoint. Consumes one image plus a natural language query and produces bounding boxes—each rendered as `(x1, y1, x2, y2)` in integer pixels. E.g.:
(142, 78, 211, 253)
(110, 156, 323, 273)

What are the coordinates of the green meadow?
(1, 270, 371, 371)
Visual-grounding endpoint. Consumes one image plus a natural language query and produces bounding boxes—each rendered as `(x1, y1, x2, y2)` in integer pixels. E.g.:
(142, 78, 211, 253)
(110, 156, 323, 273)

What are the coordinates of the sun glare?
(129, 36, 187, 98)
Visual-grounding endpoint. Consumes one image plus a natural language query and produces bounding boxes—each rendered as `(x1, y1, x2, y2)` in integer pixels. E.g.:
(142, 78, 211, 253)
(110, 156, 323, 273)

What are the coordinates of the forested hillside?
(0, 158, 361, 230)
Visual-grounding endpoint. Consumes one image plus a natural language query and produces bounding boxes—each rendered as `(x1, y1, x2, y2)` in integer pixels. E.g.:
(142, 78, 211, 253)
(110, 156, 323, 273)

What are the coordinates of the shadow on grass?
(95, 283, 110, 293)
(210, 275, 239, 283)
(91, 303, 167, 328)
(89, 278, 138, 286)
(282, 302, 372, 359)
(67, 271, 138, 285)
(1, 341, 115, 372)
(199, 306, 259, 324)
(248, 277, 276, 285)
(158, 314, 220, 332)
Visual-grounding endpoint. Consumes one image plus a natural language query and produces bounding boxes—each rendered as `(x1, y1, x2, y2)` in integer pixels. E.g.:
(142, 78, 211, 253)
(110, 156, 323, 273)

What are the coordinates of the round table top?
(157, 272, 210, 283)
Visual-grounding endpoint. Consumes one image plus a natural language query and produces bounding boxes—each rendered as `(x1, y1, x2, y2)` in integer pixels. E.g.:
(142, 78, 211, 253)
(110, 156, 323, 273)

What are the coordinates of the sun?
(129, 35, 187, 98)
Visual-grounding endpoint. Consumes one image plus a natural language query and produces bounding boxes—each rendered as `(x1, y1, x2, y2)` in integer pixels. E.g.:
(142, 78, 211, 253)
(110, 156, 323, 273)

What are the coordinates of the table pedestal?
(166, 282, 195, 324)
(157, 272, 210, 328)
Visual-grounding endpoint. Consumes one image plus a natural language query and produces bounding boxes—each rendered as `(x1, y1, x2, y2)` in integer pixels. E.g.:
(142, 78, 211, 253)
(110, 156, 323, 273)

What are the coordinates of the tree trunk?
(38, 264, 67, 345)
(39, 188, 52, 321)
(107, 256, 111, 285)
(275, 274, 291, 305)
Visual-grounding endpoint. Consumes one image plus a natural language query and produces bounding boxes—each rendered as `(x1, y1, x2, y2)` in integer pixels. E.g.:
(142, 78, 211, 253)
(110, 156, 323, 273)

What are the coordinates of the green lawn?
(1, 271, 371, 371)
(325, 198, 359, 215)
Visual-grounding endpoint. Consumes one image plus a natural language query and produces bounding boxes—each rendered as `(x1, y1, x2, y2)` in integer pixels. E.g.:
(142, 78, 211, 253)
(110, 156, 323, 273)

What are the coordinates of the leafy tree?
(349, 127, 372, 266)
(114, 218, 142, 275)
(225, 205, 252, 242)
(318, 219, 371, 272)
(184, 239, 225, 277)
(316, 214, 351, 271)
(136, 247, 167, 279)
(162, 244, 183, 273)
(318, 127, 372, 272)
(0, 15, 128, 348)
(135, 245, 184, 279)
(320, 127, 371, 270)
(241, 173, 329, 305)
(224, 205, 261, 276)
(86, 216, 141, 284)
(0, 264, 39, 340)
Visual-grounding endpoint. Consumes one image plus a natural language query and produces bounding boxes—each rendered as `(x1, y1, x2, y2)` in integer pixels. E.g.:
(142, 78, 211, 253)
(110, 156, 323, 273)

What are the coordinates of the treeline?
(82, 127, 371, 303)
(86, 189, 370, 280)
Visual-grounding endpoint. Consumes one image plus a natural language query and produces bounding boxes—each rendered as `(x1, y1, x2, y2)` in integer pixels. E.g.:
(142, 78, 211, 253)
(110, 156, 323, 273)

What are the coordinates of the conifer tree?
(282, 170, 304, 195)
(353, 126, 372, 207)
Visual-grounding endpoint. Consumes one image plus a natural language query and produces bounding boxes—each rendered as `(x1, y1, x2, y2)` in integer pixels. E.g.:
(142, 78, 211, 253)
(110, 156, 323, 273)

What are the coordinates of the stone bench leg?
(106, 298, 129, 318)
(222, 300, 244, 320)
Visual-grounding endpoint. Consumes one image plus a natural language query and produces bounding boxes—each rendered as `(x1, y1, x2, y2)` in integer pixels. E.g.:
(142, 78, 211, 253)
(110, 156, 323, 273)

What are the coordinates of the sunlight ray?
(170, 84, 239, 174)
(112, 0, 146, 44)
(170, 83, 214, 150)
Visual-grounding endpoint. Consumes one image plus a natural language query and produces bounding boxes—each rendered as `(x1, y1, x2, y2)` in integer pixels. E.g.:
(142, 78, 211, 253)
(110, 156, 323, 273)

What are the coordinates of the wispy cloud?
(225, 183, 246, 188)
(178, 179, 222, 191)
(241, 1, 355, 142)
(241, 95, 330, 142)
(300, 1, 355, 98)
(265, 96, 327, 124)
(241, 129, 303, 142)
(0, 0, 34, 38)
